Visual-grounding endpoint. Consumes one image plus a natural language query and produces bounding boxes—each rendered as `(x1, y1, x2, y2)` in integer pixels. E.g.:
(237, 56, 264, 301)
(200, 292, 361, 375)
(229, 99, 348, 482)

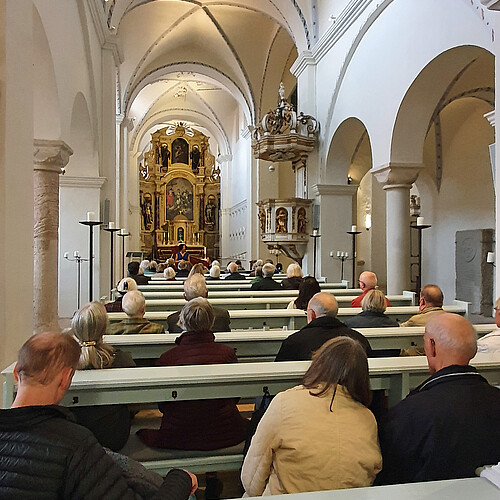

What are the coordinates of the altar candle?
(74, 250, 80, 258)
(63, 252, 69, 259)
(120, 228, 126, 235)
(86, 211, 95, 221)
(417, 217, 424, 226)
(312, 229, 318, 236)
(108, 221, 115, 229)
(337, 251, 340, 257)
(351, 225, 357, 232)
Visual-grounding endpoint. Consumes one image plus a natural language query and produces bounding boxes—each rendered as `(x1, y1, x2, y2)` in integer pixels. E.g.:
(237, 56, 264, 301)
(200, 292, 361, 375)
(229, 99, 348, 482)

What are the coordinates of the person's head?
(254, 266, 263, 278)
(358, 271, 377, 292)
(117, 277, 138, 296)
(189, 263, 206, 277)
(295, 276, 321, 310)
(494, 297, 500, 328)
(424, 313, 477, 374)
(419, 284, 444, 311)
(128, 261, 140, 276)
(157, 263, 165, 273)
(13, 332, 81, 407)
(149, 261, 158, 272)
(178, 243, 186, 253)
(253, 259, 263, 270)
(164, 267, 176, 279)
(211, 260, 220, 268)
(262, 263, 275, 278)
(302, 336, 371, 408)
(71, 301, 115, 369)
(140, 259, 150, 272)
(361, 289, 387, 314)
(307, 292, 338, 323)
(178, 297, 215, 332)
(235, 259, 243, 269)
(276, 263, 283, 273)
(265, 258, 273, 264)
(178, 260, 188, 271)
(227, 262, 238, 274)
(183, 274, 208, 301)
(286, 263, 303, 279)
(122, 290, 146, 318)
(167, 257, 175, 267)
(210, 265, 220, 279)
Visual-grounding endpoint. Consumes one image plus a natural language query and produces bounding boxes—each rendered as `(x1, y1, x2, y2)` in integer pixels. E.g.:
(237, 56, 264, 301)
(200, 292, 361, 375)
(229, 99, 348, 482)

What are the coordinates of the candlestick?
(416, 216, 424, 226)
(410, 221, 432, 298)
(118, 230, 131, 279)
(104, 225, 121, 299)
(79, 218, 103, 301)
(86, 211, 95, 222)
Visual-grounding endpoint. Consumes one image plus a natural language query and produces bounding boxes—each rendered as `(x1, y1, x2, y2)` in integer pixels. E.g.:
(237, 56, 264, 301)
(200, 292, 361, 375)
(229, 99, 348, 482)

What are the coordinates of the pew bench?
(140, 288, 364, 298)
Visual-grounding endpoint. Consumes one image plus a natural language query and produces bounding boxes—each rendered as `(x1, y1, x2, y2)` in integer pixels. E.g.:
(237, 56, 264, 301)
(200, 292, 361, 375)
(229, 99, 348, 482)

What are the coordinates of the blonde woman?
(344, 289, 399, 329)
(281, 263, 303, 290)
(70, 301, 135, 451)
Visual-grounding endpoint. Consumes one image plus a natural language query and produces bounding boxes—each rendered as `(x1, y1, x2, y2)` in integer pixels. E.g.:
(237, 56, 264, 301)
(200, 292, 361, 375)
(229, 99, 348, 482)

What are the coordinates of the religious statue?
(205, 197, 216, 225)
(190, 145, 201, 174)
(161, 143, 170, 170)
(275, 207, 288, 234)
(297, 207, 308, 234)
(141, 194, 153, 231)
(258, 209, 266, 233)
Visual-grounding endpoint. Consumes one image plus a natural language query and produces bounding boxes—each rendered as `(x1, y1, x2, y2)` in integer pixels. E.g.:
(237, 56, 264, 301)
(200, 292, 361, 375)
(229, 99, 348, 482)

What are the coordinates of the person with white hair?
(164, 266, 176, 280)
(176, 260, 190, 277)
(211, 259, 220, 268)
(167, 274, 230, 333)
(281, 263, 303, 290)
(250, 263, 282, 291)
(206, 265, 221, 280)
(105, 277, 138, 312)
(139, 259, 150, 274)
(376, 313, 500, 485)
(138, 298, 247, 451)
(224, 261, 246, 280)
(108, 290, 163, 334)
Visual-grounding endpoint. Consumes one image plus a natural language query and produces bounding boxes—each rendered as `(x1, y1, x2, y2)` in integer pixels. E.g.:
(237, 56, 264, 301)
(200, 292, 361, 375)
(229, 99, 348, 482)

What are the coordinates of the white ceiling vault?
(102, 0, 311, 154)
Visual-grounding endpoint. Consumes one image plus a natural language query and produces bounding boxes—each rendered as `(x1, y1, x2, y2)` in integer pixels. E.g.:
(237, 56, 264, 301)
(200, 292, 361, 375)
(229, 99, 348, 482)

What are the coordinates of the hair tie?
(80, 340, 97, 347)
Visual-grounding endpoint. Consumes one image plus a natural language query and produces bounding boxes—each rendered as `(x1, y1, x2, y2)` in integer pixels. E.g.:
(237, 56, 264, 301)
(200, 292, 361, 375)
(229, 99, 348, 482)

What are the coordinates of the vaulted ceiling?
(103, 0, 311, 155)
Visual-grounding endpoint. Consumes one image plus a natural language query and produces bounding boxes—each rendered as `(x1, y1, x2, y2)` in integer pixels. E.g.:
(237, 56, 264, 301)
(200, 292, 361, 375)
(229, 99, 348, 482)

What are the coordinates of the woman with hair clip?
(241, 337, 382, 496)
(70, 301, 136, 451)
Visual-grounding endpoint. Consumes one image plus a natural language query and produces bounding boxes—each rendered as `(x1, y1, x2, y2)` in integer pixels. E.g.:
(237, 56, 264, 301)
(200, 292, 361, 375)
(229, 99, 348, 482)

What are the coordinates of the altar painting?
(166, 178, 193, 220)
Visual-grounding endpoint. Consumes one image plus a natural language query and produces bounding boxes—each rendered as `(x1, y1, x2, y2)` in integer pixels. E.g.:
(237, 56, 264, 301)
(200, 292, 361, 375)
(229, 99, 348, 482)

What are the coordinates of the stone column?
(33, 140, 73, 334)
(373, 163, 422, 294)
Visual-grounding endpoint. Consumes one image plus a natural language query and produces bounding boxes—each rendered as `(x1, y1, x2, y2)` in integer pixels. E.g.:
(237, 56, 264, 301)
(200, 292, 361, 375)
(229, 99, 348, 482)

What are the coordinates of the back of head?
(128, 261, 140, 275)
(302, 336, 371, 407)
(178, 297, 215, 332)
(117, 277, 138, 295)
(189, 263, 205, 277)
(178, 260, 188, 270)
(265, 258, 273, 264)
(421, 284, 444, 307)
(16, 332, 81, 386)
(140, 259, 150, 271)
(184, 274, 208, 300)
(149, 260, 158, 272)
(255, 266, 263, 278)
(361, 289, 387, 313)
(164, 266, 176, 279)
(262, 263, 275, 278)
(167, 257, 175, 267)
(308, 292, 338, 318)
(295, 276, 321, 310)
(227, 261, 238, 274)
(211, 260, 220, 268)
(359, 271, 377, 290)
(424, 313, 477, 371)
(253, 259, 264, 269)
(122, 290, 146, 317)
(287, 263, 303, 278)
(210, 265, 221, 278)
(71, 301, 114, 369)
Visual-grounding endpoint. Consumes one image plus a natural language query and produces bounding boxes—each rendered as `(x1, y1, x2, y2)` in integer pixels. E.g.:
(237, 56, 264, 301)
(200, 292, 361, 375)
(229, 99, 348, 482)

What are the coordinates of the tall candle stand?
(410, 220, 431, 299)
(103, 224, 120, 299)
(79, 216, 103, 302)
(347, 227, 361, 287)
(310, 229, 321, 279)
(63, 251, 89, 310)
(335, 251, 349, 281)
(118, 230, 130, 279)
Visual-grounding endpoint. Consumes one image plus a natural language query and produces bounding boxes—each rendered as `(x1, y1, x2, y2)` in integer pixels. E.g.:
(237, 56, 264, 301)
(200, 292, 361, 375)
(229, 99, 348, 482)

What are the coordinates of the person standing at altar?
(175, 243, 190, 263)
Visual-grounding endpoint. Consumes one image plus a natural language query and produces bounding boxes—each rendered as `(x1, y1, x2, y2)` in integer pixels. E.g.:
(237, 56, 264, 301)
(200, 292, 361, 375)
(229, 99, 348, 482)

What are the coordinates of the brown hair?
(17, 332, 81, 385)
(302, 336, 371, 408)
(294, 276, 321, 310)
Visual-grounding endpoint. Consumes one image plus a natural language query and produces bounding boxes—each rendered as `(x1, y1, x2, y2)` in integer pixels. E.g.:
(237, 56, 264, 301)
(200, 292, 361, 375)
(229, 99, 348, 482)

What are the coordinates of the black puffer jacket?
(0, 405, 192, 500)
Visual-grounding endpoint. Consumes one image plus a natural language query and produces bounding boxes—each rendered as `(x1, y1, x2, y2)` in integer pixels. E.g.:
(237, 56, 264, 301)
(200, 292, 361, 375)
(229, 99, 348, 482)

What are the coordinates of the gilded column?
(33, 140, 73, 334)
(373, 163, 422, 295)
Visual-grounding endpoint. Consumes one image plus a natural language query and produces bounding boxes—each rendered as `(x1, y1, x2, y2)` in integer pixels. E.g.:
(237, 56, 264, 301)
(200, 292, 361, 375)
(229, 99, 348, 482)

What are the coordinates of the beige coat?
(399, 306, 444, 327)
(241, 385, 382, 496)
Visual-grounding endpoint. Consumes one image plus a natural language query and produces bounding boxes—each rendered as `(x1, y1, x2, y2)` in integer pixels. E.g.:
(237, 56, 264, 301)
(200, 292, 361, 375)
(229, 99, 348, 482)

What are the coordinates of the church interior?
(2, 0, 500, 495)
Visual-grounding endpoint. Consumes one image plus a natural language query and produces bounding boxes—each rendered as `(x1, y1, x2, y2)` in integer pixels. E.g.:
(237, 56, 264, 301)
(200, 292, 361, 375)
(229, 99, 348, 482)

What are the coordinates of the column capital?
(372, 162, 423, 190)
(311, 184, 358, 197)
(33, 139, 73, 174)
(484, 110, 495, 128)
(290, 51, 316, 78)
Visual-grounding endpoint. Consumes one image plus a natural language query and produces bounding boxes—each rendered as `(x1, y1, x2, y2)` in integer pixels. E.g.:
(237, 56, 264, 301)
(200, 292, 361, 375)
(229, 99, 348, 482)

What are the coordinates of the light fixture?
(365, 213, 371, 230)
(268, 164, 276, 172)
(347, 175, 353, 184)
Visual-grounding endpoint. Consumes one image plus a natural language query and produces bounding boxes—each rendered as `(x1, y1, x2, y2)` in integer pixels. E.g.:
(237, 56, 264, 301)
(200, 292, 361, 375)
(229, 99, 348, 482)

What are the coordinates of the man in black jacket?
(224, 261, 246, 280)
(250, 263, 282, 291)
(275, 292, 372, 361)
(376, 313, 500, 485)
(0, 332, 197, 499)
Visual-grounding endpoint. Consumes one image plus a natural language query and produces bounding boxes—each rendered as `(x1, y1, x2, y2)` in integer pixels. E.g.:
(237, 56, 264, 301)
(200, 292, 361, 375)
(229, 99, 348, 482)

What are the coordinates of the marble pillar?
(373, 163, 422, 294)
(33, 140, 73, 333)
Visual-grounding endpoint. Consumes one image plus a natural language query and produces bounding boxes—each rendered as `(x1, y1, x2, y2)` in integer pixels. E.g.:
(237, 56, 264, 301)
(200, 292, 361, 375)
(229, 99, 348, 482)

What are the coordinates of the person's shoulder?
(111, 349, 136, 368)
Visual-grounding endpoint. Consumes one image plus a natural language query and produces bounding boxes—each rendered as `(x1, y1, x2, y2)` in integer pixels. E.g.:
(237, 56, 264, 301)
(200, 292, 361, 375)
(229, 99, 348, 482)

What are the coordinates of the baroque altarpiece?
(139, 124, 220, 260)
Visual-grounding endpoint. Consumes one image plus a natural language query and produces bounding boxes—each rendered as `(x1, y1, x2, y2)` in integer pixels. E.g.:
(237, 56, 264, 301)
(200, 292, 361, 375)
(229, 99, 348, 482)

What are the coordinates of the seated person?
(163, 266, 176, 280)
(105, 277, 137, 312)
(137, 298, 247, 450)
(250, 263, 282, 291)
(477, 297, 500, 352)
(242, 337, 381, 495)
(140, 260, 151, 275)
(250, 266, 263, 285)
(188, 262, 207, 277)
(224, 261, 246, 280)
(128, 261, 149, 285)
(167, 274, 230, 333)
(400, 284, 445, 327)
(344, 290, 399, 328)
(287, 276, 320, 310)
(351, 271, 390, 308)
(376, 313, 500, 485)
(175, 243, 190, 263)
(206, 265, 221, 280)
(108, 291, 164, 335)
(176, 260, 190, 277)
(235, 259, 245, 271)
(0, 331, 197, 499)
(281, 263, 303, 290)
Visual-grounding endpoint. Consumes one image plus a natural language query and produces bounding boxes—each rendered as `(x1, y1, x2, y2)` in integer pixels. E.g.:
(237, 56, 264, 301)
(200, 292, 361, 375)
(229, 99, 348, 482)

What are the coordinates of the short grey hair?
(122, 290, 146, 317)
(117, 277, 138, 294)
(211, 260, 220, 268)
(184, 274, 208, 300)
(227, 262, 238, 273)
(308, 292, 338, 318)
(164, 267, 176, 279)
(178, 260, 188, 270)
(210, 265, 220, 278)
(178, 297, 215, 332)
(140, 260, 150, 271)
(262, 263, 275, 278)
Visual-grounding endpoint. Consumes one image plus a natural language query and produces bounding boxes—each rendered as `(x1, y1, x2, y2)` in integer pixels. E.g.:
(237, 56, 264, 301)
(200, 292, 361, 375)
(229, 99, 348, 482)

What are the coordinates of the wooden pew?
(103, 324, 496, 362)
(107, 304, 468, 330)
(138, 282, 349, 292)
